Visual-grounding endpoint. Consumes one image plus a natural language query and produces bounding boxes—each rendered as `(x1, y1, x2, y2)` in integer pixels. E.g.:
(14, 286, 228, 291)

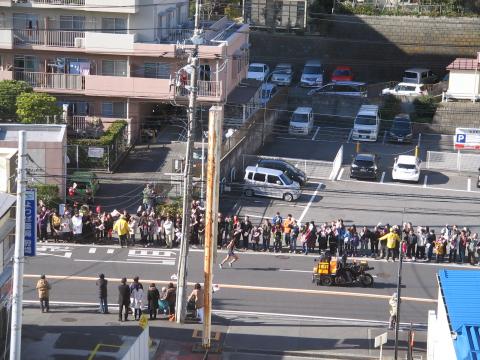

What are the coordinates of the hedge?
(70, 120, 127, 146)
(31, 184, 62, 209)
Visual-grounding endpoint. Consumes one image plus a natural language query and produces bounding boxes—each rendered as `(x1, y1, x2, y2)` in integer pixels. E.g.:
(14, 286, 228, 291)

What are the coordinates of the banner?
(24, 189, 37, 257)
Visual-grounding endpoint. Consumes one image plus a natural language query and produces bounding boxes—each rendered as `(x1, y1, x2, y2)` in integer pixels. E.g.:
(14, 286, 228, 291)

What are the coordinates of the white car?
(382, 82, 428, 97)
(270, 63, 293, 86)
(260, 83, 278, 105)
(247, 63, 270, 82)
(392, 155, 421, 183)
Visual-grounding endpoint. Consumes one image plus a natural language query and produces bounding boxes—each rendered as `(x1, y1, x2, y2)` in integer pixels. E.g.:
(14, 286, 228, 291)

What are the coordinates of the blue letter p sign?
(456, 134, 466, 143)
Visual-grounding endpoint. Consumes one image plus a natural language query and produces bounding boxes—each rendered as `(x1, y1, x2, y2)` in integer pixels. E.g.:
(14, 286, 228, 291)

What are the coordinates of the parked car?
(350, 153, 379, 180)
(388, 114, 413, 143)
(331, 66, 354, 82)
(351, 105, 380, 142)
(257, 159, 307, 185)
(271, 63, 293, 86)
(403, 68, 437, 84)
(247, 63, 270, 81)
(244, 166, 301, 202)
(260, 83, 278, 105)
(288, 107, 314, 135)
(392, 155, 421, 183)
(307, 82, 367, 97)
(300, 60, 324, 87)
(382, 82, 427, 97)
(67, 171, 100, 205)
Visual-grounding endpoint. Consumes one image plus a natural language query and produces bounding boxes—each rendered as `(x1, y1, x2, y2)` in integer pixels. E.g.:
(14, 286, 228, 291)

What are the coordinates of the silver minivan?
(300, 60, 323, 87)
(403, 68, 437, 84)
(244, 166, 301, 202)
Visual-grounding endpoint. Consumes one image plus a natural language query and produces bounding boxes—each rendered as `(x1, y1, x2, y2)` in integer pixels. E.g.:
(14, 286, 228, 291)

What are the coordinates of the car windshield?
(292, 113, 309, 123)
(280, 173, 293, 185)
(249, 66, 264, 73)
(397, 163, 416, 170)
(356, 115, 377, 125)
(334, 69, 351, 76)
(261, 89, 271, 99)
(404, 72, 417, 79)
(393, 120, 410, 129)
(304, 66, 321, 74)
(274, 67, 291, 74)
(354, 160, 374, 167)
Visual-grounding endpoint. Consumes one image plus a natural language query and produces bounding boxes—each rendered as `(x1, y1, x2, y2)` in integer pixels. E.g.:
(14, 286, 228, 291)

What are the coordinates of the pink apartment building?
(0, 0, 249, 142)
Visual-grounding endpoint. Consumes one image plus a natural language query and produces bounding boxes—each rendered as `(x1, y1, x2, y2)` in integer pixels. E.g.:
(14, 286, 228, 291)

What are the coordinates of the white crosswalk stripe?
(88, 248, 97, 254)
(37, 245, 72, 258)
(107, 249, 115, 254)
(127, 249, 176, 265)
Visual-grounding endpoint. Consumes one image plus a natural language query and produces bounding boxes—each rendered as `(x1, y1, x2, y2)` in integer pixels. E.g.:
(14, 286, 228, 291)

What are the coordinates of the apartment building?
(0, 0, 250, 141)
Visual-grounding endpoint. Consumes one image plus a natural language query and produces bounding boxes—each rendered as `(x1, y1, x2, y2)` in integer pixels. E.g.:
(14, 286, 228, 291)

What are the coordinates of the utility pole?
(175, 0, 202, 324)
(10, 131, 27, 360)
(203, 106, 223, 349)
(394, 246, 403, 359)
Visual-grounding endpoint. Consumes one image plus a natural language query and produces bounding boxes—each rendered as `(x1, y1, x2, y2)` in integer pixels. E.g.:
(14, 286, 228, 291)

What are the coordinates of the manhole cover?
(61, 318, 77, 323)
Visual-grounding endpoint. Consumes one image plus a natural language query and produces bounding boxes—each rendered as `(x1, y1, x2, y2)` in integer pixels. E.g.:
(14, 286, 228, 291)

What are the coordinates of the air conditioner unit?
(74, 37, 84, 48)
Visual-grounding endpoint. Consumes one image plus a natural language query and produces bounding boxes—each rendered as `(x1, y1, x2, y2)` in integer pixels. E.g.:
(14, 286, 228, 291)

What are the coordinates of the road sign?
(374, 332, 388, 348)
(454, 128, 480, 150)
(24, 189, 37, 257)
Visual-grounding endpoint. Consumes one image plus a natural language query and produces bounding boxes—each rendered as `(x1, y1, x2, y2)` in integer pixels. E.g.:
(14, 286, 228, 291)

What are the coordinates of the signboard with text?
(88, 147, 105, 158)
(24, 189, 37, 257)
(455, 128, 480, 150)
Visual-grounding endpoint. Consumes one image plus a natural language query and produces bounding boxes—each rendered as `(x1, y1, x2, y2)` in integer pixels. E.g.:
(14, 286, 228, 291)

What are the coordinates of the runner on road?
(219, 239, 239, 268)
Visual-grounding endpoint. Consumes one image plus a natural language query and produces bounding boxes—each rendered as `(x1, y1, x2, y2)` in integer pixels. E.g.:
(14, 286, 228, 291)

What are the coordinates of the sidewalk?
(22, 304, 426, 360)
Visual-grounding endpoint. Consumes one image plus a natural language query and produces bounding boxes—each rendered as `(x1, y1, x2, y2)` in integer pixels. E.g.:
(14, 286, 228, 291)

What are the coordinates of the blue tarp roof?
(438, 269, 480, 360)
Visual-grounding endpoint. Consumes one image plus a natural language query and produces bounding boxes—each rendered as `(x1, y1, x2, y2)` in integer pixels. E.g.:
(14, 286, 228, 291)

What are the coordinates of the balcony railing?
(198, 80, 221, 98)
(19, 0, 85, 5)
(14, 71, 85, 90)
(13, 29, 85, 48)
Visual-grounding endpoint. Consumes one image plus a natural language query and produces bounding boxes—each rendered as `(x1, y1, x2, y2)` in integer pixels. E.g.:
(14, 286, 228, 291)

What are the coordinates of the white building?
(445, 54, 480, 102)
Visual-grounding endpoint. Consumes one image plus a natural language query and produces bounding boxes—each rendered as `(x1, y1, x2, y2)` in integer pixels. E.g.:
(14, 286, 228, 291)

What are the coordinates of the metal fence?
(426, 151, 480, 173)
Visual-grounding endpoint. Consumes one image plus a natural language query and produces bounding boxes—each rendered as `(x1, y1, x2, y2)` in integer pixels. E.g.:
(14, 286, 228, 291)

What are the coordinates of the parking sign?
(455, 128, 480, 150)
(24, 189, 37, 257)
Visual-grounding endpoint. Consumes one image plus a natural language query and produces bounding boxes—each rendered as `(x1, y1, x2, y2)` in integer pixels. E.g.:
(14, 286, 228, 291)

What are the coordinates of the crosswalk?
(37, 245, 72, 258)
(127, 249, 176, 266)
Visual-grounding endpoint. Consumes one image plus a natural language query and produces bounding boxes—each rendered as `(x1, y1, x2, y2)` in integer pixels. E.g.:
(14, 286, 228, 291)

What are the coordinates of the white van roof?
(358, 104, 378, 115)
(245, 166, 284, 176)
(294, 107, 313, 114)
(404, 68, 430, 73)
(305, 60, 322, 66)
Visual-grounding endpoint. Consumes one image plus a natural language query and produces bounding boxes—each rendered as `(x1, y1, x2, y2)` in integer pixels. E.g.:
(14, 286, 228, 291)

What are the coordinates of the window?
(14, 55, 38, 72)
(102, 102, 126, 117)
(199, 65, 211, 81)
(267, 175, 279, 184)
(102, 17, 127, 34)
(60, 15, 85, 31)
(253, 173, 266, 182)
(102, 60, 127, 77)
(144, 62, 171, 79)
(13, 13, 39, 29)
(247, 172, 253, 180)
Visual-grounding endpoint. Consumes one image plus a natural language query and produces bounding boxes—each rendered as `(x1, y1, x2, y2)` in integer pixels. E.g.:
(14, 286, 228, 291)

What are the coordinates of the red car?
(331, 66, 354, 82)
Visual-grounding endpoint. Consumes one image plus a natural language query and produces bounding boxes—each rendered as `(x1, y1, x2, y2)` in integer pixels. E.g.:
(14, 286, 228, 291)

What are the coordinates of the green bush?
(413, 95, 438, 122)
(156, 197, 183, 218)
(16, 92, 62, 124)
(31, 184, 62, 209)
(335, 2, 467, 16)
(0, 80, 32, 120)
(70, 120, 127, 146)
(380, 94, 402, 120)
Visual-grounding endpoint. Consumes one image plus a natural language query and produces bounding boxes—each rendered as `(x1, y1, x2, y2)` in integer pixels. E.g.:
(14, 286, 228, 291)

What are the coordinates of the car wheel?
(245, 189, 254, 197)
(283, 193, 293, 202)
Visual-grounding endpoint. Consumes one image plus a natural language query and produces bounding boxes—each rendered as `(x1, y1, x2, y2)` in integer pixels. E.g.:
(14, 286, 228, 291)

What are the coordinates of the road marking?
(278, 269, 312, 273)
(468, 177, 472, 192)
(423, 175, 428, 188)
(23, 274, 436, 303)
(417, 133, 422, 147)
(38, 253, 72, 259)
(312, 126, 320, 141)
(128, 250, 175, 257)
(65, 252, 72, 258)
(298, 182, 323, 223)
(20, 300, 427, 328)
(107, 249, 115, 254)
(382, 131, 387, 144)
(337, 168, 344, 181)
(88, 248, 96, 254)
(347, 129, 353, 143)
(380, 172, 385, 183)
(73, 259, 175, 266)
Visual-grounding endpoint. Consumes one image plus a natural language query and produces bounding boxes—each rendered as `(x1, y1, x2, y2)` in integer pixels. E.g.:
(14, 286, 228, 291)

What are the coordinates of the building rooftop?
(227, 79, 262, 104)
(0, 124, 66, 143)
(438, 269, 480, 360)
(0, 192, 15, 219)
(447, 58, 480, 71)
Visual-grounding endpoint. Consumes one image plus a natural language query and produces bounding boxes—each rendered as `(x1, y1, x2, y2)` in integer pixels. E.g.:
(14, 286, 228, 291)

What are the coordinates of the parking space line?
(468, 177, 472, 192)
(312, 126, 320, 141)
(417, 133, 422, 147)
(423, 175, 428, 188)
(380, 172, 385, 183)
(337, 168, 344, 181)
(298, 182, 323, 223)
(347, 129, 353, 143)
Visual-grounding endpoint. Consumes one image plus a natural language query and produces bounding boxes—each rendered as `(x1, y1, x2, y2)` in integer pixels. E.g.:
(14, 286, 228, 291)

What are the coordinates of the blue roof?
(438, 270, 480, 360)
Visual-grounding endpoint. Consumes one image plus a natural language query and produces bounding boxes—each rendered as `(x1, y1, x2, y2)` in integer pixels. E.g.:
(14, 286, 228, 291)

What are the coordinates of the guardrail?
(14, 71, 84, 90)
(198, 80, 221, 98)
(29, 0, 85, 5)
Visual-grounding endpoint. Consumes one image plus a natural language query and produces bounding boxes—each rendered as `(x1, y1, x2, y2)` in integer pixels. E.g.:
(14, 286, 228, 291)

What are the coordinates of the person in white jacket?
(164, 216, 174, 248)
(71, 211, 83, 243)
(131, 285, 144, 321)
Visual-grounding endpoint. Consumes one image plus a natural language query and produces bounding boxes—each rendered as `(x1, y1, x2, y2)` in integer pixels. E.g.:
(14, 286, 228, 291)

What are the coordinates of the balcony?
(13, 29, 85, 48)
(15, 0, 85, 5)
(11, 0, 138, 12)
(84, 32, 135, 53)
(14, 71, 84, 92)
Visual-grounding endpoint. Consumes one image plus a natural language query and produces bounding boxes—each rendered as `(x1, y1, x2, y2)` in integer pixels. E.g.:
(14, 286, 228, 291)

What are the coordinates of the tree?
(16, 92, 62, 124)
(0, 80, 32, 120)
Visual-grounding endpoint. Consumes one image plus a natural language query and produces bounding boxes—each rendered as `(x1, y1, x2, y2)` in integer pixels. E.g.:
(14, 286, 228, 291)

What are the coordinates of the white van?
(244, 166, 301, 202)
(300, 60, 323, 87)
(351, 104, 380, 142)
(289, 107, 314, 135)
(402, 68, 437, 84)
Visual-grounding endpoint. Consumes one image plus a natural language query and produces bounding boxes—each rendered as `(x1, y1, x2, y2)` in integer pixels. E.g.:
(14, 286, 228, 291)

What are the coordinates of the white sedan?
(247, 63, 270, 82)
(392, 155, 421, 183)
(382, 82, 428, 97)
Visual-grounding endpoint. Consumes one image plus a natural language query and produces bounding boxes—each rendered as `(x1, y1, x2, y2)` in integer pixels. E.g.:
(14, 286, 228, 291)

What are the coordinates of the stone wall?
(250, 15, 480, 83)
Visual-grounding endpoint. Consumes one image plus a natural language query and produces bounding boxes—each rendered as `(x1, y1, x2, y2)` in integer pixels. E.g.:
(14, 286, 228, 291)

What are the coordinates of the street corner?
(152, 339, 222, 360)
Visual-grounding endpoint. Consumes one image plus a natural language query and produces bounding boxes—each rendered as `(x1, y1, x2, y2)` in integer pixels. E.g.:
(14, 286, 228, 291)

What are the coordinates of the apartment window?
(199, 64, 211, 81)
(102, 102, 126, 118)
(102, 18, 127, 34)
(296, 2, 305, 27)
(102, 60, 127, 77)
(144, 62, 171, 79)
(14, 55, 38, 72)
(59, 15, 85, 31)
(13, 13, 39, 29)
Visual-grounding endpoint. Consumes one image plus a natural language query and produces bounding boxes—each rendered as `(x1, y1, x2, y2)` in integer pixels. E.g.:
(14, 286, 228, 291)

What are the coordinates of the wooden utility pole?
(203, 106, 223, 349)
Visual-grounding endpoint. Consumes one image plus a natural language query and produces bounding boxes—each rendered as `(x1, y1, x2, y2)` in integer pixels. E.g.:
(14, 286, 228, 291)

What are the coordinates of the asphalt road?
(24, 243, 479, 326)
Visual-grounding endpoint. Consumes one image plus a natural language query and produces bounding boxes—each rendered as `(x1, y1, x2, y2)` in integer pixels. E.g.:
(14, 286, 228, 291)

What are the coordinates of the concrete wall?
(448, 69, 480, 98)
(250, 15, 480, 83)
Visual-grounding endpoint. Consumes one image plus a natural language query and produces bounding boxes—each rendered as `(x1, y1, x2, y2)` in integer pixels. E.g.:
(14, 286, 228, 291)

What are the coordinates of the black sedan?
(388, 114, 413, 143)
(350, 153, 379, 180)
